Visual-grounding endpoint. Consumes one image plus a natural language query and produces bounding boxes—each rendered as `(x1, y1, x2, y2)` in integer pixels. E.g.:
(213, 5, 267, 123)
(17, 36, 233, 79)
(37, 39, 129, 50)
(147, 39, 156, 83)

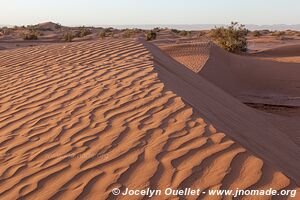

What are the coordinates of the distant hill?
(246, 24, 300, 31)
(2, 23, 300, 31)
(100, 24, 300, 31)
(36, 22, 61, 30)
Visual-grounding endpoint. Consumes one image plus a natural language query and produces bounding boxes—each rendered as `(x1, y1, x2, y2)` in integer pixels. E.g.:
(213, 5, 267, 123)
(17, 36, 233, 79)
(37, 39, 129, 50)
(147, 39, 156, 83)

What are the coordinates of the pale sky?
(1, 0, 300, 26)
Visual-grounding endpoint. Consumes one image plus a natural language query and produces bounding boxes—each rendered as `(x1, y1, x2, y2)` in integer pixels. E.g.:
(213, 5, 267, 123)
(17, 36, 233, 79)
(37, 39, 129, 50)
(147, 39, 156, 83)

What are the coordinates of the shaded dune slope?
(254, 44, 300, 57)
(252, 44, 300, 63)
(162, 42, 300, 107)
(0, 39, 299, 200)
(143, 40, 300, 182)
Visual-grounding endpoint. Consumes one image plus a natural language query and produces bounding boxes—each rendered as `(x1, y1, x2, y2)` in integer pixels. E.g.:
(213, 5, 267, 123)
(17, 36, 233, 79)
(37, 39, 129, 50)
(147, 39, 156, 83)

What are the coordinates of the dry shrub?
(210, 22, 248, 53)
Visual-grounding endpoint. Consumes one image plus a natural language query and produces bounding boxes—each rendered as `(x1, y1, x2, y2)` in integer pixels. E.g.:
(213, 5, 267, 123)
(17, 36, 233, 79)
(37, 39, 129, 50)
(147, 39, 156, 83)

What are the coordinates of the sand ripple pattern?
(0, 40, 298, 200)
(161, 42, 211, 73)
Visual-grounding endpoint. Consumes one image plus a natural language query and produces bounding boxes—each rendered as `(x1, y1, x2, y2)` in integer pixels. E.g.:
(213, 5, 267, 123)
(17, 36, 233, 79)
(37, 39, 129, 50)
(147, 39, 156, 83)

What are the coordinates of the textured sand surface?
(161, 43, 210, 73)
(0, 39, 299, 199)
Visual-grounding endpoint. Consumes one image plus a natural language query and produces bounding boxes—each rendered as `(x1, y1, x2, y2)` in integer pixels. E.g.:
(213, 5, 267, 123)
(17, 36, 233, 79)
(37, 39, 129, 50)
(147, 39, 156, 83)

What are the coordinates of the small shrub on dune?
(99, 28, 114, 39)
(252, 30, 262, 37)
(122, 29, 135, 38)
(209, 22, 248, 53)
(260, 29, 271, 35)
(146, 31, 157, 41)
(63, 32, 74, 42)
(78, 27, 92, 37)
(23, 31, 39, 40)
(153, 27, 162, 32)
(99, 31, 107, 39)
(171, 29, 180, 34)
(179, 30, 191, 36)
(271, 31, 289, 40)
(55, 23, 62, 29)
(271, 31, 285, 37)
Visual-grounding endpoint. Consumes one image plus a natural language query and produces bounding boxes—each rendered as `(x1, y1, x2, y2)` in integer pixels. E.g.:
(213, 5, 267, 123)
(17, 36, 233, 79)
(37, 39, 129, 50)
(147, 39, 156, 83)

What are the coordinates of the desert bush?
(78, 27, 92, 37)
(23, 31, 39, 40)
(63, 32, 74, 42)
(171, 29, 180, 34)
(179, 30, 191, 36)
(122, 29, 135, 38)
(153, 27, 162, 32)
(252, 30, 262, 37)
(271, 31, 285, 37)
(260, 29, 271, 35)
(209, 22, 248, 53)
(146, 31, 157, 41)
(99, 28, 114, 39)
(55, 23, 62, 29)
(99, 31, 107, 39)
(26, 25, 38, 32)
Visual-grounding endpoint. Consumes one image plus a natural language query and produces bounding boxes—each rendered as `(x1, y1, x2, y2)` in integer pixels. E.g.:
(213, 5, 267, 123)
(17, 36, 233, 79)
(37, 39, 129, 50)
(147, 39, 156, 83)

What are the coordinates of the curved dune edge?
(253, 44, 300, 57)
(162, 42, 300, 107)
(0, 39, 299, 199)
(252, 44, 300, 63)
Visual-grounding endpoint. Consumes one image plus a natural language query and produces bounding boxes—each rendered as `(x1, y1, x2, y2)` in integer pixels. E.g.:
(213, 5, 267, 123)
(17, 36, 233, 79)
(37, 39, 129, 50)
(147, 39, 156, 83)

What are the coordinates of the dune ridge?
(0, 39, 299, 199)
(143, 40, 300, 183)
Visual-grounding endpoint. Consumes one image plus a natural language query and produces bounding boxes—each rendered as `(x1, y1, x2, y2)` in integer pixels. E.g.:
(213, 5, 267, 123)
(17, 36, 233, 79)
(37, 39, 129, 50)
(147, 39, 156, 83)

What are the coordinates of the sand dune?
(252, 44, 300, 63)
(0, 39, 299, 199)
(162, 42, 300, 107)
(254, 44, 300, 57)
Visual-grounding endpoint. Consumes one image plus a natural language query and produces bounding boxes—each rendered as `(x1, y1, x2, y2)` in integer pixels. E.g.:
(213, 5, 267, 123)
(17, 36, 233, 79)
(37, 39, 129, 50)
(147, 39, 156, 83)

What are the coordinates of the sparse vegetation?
(252, 30, 262, 37)
(145, 30, 157, 41)
(26, 25, 38, 32)
(122, 29, 143, 38)
(77, 27, 92, 38)
(271, 31, 285, 37)
(271, 31, 288, 40)
(99, 31, 107, 39)
(55, 23, 62, 29)
(171, 29, 180, 34)
(122, 29, 133, 38)
(210, 22, 248, 53)
(23, 31, 39, 40)
(0, 27, 12, 35)
(179, 30, 191, 36)
(63, 32, 75, 42)
(260, 29, 271, 35)
(99, 28, 114, 39)
(153, 27, 163, 32)
(197, 31, 207, 38)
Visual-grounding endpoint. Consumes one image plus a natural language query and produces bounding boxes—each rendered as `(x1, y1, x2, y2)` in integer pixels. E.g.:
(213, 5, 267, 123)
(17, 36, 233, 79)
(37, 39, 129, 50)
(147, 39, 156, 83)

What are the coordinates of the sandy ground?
(0, 37, 299, 200)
